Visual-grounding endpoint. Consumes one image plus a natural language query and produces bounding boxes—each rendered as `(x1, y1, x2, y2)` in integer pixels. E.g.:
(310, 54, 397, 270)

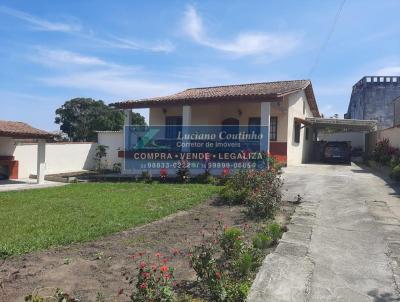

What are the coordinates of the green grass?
(0, 182, 220, 257)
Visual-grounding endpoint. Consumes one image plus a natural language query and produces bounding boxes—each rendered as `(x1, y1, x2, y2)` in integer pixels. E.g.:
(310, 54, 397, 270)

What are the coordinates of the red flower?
(155, 252, 161, 258)
(160, 168, 168, 177)
(139, 261, 146, 269)
(162, 258, 169, 263)
(215, 271, 221, 279)
(160, 265, 169, 273)
(222, 167, 230, 176)
(140, 282, 148, 289)
(164, 273, 171, 279)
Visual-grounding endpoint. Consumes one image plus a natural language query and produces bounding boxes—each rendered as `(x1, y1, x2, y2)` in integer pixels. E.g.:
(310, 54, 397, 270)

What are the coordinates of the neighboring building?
(345, 76, 400, 129)
(394, 96, 400, 127)
(111, 80, 320, 169)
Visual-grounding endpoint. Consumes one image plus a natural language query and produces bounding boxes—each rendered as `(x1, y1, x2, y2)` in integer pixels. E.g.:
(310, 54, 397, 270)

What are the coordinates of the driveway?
(249, 164, 400, 302)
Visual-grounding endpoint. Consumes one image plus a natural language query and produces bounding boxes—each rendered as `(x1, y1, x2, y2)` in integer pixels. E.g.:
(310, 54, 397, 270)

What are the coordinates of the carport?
(296, 117, 378, 162)
(0, 120, 54, 184)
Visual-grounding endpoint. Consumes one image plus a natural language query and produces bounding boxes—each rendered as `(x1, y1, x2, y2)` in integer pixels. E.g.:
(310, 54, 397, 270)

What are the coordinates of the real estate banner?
(123, 125, 269, 176)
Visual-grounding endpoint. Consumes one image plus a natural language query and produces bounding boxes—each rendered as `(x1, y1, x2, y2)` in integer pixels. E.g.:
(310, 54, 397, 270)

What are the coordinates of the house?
(111, 80, 321, 173)
(0, 120, 54, 183)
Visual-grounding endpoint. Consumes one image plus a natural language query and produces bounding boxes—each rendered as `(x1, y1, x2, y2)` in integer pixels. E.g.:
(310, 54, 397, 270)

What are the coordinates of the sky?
(0, 0, 399, 131)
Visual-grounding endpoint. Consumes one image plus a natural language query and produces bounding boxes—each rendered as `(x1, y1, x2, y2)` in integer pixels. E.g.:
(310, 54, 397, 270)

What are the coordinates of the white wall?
(13, 142, 97, 178)
(286, 90, 314, 165)
(97, 131, 123, 169)
(318, 131, 366, 150)
(0, 137, 16, 155)
(377, 126, 400, 149)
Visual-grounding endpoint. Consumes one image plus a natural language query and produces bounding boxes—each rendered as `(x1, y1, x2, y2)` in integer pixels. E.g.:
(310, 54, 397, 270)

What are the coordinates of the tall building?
(345, 76, 400, 129)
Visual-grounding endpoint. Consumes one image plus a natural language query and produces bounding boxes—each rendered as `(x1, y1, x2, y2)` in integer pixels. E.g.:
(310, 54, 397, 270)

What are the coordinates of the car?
(323, 141, 351, 164)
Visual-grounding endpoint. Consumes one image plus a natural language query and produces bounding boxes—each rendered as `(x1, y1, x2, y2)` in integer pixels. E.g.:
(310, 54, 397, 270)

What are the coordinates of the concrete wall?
(377, 126, 400, 149)
(97, 131, 123, 169)
(318, 131, 366, 151)
(12, 142, 97, 178)
(346, 76, 400, 130)
(0, 137, 16, 156)
(286, 90, 314, 165)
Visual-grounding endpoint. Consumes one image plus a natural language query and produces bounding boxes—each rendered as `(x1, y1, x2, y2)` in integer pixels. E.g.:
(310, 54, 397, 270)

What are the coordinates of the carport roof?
(304, 117, 377, 132)
(0, 120, 54, 139)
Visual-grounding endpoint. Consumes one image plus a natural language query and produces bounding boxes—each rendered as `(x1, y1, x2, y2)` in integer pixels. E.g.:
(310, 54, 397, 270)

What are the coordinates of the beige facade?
(148, 89, 315, 165)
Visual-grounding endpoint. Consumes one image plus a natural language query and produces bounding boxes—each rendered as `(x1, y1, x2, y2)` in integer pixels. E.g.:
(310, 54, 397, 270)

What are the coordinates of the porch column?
(182, 105, 192, 152)
(37, 139, 46, 184)
(124, 109, 132, 126)
(260, 102, 270, 152)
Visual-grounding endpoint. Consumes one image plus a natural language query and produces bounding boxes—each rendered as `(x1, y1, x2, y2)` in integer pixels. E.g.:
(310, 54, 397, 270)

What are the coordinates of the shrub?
(390, 164, 400, 181)
(139, 171, 152, 183)
(266, 222, 284, 244)
(373, 138, 399, 165)
(252, 232, 273, 250)
(219, 163, 283, 219)
(177, 160, 191, 183)
(131, 257, 176, 302)
(190, 242, 226, 301)
(219, 227, 244, 259)
(224, 280, 251, 302)
(25, 288, 78, 302)
(233, 249, 258, 277)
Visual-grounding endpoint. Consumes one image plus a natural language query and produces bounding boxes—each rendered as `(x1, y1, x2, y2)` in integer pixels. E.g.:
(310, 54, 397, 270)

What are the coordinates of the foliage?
(218, 155, 283, 219)
(390, 164, 400, 181)
(224, 280, 251, 302)
(94, 144, 108, 171)
(139, 171, 152, 183)
(55, 98, 143, 142)
(190, 241, 226, 301)
(219, 227, 243, 259)
(266, 222, 285, 244)
(25, 288, 78, 302)
(131, 255, 176, 302)
(0, 183, 220, 256)
(177, 160, 191, 183)
(189, 219, 286, 301)
(252, 232, 273, 250)
(373, 138, 399, 165)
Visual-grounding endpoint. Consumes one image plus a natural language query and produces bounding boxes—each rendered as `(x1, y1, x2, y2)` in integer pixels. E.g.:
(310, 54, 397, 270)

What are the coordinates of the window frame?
(165, 116, 182, 139)
(294, 122, 301, 143)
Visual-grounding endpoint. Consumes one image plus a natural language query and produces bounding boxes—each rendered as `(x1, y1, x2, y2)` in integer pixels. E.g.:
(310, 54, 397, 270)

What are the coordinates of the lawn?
(0, 182, 220, 257)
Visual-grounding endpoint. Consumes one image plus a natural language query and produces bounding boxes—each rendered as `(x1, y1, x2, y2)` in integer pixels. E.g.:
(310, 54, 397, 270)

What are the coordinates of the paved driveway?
(249, 164, 400, 302)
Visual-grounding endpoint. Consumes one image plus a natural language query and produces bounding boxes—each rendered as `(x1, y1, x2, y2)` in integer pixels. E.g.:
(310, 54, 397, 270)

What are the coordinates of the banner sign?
(124, 125, 269, 175)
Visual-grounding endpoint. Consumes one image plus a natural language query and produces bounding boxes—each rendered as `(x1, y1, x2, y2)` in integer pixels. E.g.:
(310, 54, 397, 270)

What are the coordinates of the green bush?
(220, 227, 244, 259)
(225, 280, 251, 302)
(252, 232, 273, 250)
(219, 166, 283, 219)
(390, 164, 400, 181)
(266, 222, 284, 244)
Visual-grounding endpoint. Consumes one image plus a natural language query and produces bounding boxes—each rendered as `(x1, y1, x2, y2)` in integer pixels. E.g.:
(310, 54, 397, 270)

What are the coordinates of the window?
(270, 117, 278, 141)
(248, 117, 277, 141)
(305, 127, 309, 140)
(165, 116, 182, 139)
(294, 122, 301, 143)
(248, 117, 260, 135)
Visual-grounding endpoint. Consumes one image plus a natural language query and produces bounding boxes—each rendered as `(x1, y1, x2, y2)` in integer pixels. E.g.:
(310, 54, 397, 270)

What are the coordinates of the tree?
(55, 98, 145, 142)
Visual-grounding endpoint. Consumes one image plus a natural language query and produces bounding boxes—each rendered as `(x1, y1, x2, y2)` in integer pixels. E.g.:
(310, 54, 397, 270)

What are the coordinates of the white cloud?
(375, 66, 400, 76)
(30, 47, 182, 99)
(0, 5, 174, 53)
(0, 5, 81, 32)
(182, 5, 299, 56)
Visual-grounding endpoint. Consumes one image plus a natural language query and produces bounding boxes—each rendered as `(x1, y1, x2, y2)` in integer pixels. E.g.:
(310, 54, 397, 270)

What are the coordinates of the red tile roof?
(0, 120, 54, 139)
(111, 80, 320, 117)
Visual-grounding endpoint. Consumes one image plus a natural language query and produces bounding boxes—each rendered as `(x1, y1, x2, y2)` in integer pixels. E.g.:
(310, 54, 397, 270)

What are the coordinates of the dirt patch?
(0, 200, 294, 302)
